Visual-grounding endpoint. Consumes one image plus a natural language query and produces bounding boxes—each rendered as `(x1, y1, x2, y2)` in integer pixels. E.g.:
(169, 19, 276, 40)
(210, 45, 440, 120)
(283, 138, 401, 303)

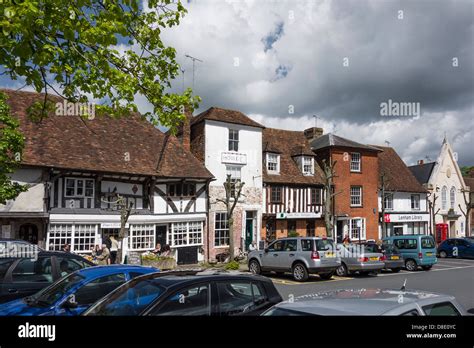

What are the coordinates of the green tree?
(0, 0, 198, 130)
(0, 92, 27, 204)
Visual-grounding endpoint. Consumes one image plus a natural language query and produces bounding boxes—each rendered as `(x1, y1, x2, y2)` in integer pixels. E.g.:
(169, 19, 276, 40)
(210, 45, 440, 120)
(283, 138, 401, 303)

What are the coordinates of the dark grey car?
(364, 242, 404, 272)
(335, 244, 385, 277)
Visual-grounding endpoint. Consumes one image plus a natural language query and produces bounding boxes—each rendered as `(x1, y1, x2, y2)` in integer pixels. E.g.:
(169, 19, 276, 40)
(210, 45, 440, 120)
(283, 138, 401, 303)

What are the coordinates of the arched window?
(450, 186, 456, 209)
(441, 186, 447, 210)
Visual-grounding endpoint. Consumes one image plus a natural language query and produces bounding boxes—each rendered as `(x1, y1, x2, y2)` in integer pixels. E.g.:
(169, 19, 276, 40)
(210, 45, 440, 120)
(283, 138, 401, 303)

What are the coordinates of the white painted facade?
(203, 119, 263, 257)
(425, 139, 469, 237)
(378, 191, 429, 237)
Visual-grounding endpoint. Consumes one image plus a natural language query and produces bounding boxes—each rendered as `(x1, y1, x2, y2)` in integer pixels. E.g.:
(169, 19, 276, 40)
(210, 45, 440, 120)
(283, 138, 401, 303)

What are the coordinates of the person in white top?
(109, 235, 120, 264)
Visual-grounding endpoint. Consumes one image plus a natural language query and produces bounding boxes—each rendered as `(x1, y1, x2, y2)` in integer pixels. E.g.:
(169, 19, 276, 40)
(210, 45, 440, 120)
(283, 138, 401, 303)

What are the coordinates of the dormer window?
(302, 156, 314, 176)
(228, 129, 239, 152)
(266, 153, 280, 174)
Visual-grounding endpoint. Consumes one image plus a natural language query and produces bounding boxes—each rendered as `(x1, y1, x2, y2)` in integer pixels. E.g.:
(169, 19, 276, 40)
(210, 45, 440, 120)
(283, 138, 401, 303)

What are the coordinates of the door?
(277, 239, 297, 271)
(393, 226, 404, 236)
(336, 221, 343, 243)
(245, 212, 254, 251)
(261, 240, 284, 270)
(155, 225, 167, 247)
(1, 256, 54, 303)
(19, 224, 38, 244)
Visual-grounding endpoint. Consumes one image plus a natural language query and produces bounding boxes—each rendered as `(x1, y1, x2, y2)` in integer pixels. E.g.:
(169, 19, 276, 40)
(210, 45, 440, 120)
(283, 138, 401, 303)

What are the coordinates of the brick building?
(307, 130, 381, 242)
(261, 128, 326, 243)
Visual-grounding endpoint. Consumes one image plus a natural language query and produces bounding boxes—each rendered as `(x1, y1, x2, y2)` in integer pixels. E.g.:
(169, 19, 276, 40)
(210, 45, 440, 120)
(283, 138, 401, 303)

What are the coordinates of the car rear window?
(315, 239, 335, 251)
(421, 237, 435, 249)
(422, 302, 461, 316)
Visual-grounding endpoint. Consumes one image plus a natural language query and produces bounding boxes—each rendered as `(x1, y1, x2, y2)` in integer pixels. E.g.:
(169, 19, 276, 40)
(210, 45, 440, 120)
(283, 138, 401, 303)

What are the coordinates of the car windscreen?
(30, 273, 85, 306)
(382, 244, 399, 254)
(85, 278, 166, 316)
(421, 237, 435, 249)
(315, 239, 335, 251)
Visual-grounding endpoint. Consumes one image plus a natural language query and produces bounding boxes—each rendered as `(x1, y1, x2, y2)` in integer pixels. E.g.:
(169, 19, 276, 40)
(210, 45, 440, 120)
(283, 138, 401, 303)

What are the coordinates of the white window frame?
(129, 224, 155, 251)
(441, 186, 447, 210)
(349, 218, 366, 240)
(411, 194, 420, 210)
(350, 186, 362, 207)
(169, 221, 203, 247)
(302, 156, 314, 176)
(384, 193, 393, 210)
(350, 153, 361, 172)
(65, 177, 95, 198)
(215, 212, 230, 247)
(47, 224, 98, 253)
(266, 153, 280, 174)
(450, 187, 456, 209)
(228, 129, 239, 152)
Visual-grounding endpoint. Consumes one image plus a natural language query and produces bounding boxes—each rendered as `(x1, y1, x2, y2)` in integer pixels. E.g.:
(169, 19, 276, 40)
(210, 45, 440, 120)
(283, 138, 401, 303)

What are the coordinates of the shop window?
(171, 221, 203, 247)
(129, 224, 155, 251)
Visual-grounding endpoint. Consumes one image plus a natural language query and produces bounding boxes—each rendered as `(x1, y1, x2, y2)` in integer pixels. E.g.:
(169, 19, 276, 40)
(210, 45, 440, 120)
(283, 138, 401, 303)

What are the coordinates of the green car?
(383, 234, 437, 271)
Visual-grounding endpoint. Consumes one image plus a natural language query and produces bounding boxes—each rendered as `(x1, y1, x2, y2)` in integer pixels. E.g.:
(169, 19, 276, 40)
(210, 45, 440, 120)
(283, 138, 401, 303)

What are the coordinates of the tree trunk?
(228, 217, 235, 261)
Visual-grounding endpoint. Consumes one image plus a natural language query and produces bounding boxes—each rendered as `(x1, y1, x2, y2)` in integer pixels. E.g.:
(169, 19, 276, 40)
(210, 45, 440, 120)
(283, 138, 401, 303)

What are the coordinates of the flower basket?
(141, 253, 177, 270)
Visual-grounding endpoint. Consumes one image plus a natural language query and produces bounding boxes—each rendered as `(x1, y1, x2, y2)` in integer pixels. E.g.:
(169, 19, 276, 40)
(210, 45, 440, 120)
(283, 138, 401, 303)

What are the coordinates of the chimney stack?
(418, 159, 424, 165)
(180, 107, 193, 151)
(304, 127, 324, 141)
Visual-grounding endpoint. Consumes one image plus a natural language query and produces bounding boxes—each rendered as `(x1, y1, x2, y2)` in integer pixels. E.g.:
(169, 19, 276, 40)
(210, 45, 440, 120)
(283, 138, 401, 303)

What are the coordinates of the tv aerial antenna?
(185, 54, 203, 90)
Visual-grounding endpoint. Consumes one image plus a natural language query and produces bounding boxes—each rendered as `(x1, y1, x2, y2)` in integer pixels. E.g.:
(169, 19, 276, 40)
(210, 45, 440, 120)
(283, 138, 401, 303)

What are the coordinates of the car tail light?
(418, 252, 423, 259)
(380, 255, 387, 261)
(358, 257, 369, 262)
(311, 251, 320, 259)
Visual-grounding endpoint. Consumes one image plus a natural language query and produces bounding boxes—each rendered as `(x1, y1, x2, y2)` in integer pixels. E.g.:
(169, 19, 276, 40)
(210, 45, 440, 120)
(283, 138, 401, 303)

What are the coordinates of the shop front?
(383, 213, 430, 236)
(262, 212, 324, 243)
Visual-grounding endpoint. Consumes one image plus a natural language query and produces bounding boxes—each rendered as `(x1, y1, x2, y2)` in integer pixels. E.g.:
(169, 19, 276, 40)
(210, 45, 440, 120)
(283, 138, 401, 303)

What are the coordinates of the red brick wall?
(261, 217, 327, 240)
(190, 122, 205, 163)
(315, 148, 379, 241)
(206, 209, 243, 261)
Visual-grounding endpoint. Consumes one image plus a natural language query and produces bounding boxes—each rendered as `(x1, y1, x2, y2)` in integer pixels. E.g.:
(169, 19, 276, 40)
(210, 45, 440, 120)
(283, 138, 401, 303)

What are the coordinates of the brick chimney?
(179, 107, 193, 151)
(304, 127, 324, 141)
(417, 159, 424, 165)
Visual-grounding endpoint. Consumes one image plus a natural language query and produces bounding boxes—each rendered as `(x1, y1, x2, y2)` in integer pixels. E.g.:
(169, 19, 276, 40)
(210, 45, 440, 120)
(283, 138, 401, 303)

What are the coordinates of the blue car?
(0, 265, 158, 316)
(438, 238, 474, 259)
(383, 235, 437, 271)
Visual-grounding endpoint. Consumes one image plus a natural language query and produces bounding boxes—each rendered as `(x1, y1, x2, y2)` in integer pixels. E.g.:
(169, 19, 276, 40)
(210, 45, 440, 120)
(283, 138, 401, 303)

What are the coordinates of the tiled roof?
(191, 107, 265, 129)
(408, 162, 436, 185)
(2, 89, 213, 179)
(310, 133, 381, 152)
(463, 177, 474, 192)
(262, 128, 324, 185)
(375, 146, 427, 193)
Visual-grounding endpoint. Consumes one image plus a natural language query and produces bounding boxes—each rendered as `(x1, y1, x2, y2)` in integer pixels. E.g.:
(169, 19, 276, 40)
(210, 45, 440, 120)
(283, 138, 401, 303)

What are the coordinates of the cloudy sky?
(2, 0, 472, 166)
(160, 0, 473, 167)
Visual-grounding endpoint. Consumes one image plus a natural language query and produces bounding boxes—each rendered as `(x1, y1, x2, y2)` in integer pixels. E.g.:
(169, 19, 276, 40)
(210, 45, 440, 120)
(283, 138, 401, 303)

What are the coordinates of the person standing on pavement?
(93, 244, 110, 265)
(103, 234, 112, 251)
(109, 236, 119, 264)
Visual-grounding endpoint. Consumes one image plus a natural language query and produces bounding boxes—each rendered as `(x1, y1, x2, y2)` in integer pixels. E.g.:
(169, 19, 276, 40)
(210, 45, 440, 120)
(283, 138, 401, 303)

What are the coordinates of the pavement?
(260, 258, 474, 310)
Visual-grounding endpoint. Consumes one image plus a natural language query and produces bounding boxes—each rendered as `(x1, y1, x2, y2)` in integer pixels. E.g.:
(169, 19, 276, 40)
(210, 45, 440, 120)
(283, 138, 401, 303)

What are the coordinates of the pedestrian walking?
(109, 235, 119, 264)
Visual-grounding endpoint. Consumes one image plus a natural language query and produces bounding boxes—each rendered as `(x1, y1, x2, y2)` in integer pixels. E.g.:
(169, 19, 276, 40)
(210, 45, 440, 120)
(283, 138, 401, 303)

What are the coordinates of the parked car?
(335, 244, 385, 277)
(262, 288, 468, 316)
(0, 238, 41, 256)
(438, 238, 474, 259)
(83, 270, 283, 316)
(364, 242, 404, 272)
(383, 235, 437, 271)
(248, 237, 340, 282)
(0, 265, 158, 316)
(0, 251, 94, 303)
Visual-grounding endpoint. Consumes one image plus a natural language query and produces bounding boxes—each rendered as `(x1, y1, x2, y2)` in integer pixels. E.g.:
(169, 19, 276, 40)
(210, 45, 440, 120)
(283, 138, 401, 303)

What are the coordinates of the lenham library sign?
(384, 214, 430, 223)
(221, 151, 247, 165)
(277, 212, 322, 219)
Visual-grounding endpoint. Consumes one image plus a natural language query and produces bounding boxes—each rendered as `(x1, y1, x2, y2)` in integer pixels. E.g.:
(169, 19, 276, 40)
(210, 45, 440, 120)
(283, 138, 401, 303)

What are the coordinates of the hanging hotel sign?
(277, 212, 322, 219)
(384, 214, 430, 223)
(221, 152, 247, 165)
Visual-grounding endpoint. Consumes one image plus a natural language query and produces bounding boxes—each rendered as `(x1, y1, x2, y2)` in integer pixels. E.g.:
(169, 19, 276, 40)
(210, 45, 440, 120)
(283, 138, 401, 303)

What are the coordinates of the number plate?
(369, 257, 379, 261)
(426, 252, 433, 256)
(391, 256, 400, 260)
(325, 252, 335, 258)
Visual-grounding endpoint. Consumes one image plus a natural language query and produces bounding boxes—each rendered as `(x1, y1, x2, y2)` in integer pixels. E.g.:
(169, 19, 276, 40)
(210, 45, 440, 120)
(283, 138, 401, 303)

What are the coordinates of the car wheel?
(405, 259, 417, 272)
(391, 268, 402, 273)
(439, 250, 447, 258)
(292, 263, 309, 282)
(248, 259, 261, 275)
(422, 265, 432, 271)
(335, 263, 348, 277)
(319, 271, 334, 280)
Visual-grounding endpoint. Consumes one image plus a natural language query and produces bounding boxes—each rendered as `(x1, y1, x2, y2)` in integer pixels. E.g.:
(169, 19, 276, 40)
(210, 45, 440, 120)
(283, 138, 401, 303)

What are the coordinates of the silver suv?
(248, 237, 341, 282)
